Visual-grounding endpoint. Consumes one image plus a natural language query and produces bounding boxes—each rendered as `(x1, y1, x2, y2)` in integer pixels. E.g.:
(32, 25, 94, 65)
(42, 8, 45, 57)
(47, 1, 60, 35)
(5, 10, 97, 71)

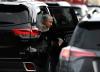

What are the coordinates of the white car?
(72, 4, 88, 21)
(58, 12, 100, 72)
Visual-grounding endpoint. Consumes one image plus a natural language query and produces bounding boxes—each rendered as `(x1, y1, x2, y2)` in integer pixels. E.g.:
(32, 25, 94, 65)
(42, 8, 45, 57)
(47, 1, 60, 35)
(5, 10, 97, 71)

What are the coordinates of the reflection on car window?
(36, 11, 43, 26)
(0, 11, 29, 24)
(0, 5, 29, 25)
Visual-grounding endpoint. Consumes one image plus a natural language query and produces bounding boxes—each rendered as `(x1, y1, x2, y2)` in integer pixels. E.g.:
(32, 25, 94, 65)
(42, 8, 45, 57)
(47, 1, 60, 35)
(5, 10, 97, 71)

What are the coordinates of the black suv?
(0, 1, 52, 71)
(0, 3, 39, 72)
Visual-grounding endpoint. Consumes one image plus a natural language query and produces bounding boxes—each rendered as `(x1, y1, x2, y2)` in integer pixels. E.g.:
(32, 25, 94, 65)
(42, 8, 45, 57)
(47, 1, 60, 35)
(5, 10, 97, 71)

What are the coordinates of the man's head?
(41, 14, 53, 28)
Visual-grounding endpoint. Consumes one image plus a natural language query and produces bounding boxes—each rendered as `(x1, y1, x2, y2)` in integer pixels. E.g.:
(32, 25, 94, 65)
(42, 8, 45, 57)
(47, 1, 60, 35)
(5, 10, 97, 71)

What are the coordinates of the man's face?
(42, 17, 53, 28)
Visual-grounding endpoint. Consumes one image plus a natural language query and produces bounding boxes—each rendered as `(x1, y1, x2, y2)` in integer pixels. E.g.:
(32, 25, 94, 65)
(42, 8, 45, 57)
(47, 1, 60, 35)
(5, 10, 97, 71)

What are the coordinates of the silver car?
(58, 12, 100, 72)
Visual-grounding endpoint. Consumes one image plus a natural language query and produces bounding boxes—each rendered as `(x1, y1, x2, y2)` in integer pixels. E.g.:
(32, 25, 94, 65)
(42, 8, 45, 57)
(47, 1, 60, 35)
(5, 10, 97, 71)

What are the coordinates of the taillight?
(12, 29, 30, 35)
(23, 62, 36, 72)
(31, 30, 41, 37)
(12, 27, 41, 38)
(60, 46, 96, 60)
(60, 48, 70, 59)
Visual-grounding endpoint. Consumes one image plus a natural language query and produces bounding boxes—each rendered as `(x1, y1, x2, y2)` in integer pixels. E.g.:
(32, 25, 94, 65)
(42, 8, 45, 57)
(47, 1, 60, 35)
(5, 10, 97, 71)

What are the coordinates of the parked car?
(72, 4, 88, 21)
(87, 5, 100, 13)
(0, 1, 50, 72)
(58, 12, 100, 72)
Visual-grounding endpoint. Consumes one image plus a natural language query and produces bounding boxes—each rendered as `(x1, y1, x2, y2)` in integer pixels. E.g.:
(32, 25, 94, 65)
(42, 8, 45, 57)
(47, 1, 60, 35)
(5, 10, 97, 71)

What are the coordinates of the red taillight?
(60, 46, 96, 60)
(31, 30, 41, 37)
(12, 28, 41, 38)
(13, 29, 30, 35)
(60, 48, 70, 59)
(71, 50, 96, 57)
(23, 62, 36, 72)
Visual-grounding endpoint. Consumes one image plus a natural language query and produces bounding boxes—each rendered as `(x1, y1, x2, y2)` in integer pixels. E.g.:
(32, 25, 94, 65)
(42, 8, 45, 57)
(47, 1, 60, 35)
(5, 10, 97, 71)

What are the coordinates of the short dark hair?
(41, 14, 53, 21)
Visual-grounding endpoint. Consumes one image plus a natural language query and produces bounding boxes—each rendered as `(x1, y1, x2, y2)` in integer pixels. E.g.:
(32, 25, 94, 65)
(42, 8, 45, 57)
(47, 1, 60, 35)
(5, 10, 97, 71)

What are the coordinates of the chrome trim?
(23, 62, 36, 72)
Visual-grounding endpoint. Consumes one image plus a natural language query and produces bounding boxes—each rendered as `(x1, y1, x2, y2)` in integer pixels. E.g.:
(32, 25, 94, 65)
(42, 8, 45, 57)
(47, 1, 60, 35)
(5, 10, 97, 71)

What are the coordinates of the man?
(36, 14, 63, 72)
(35, 14, 53, 72)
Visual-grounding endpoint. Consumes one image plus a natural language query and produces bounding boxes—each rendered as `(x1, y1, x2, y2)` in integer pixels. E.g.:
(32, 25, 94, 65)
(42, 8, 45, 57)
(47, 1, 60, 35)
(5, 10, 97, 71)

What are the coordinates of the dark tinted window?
(0, 4, 29, 25)
(39, 6, 50, 14)
(70, 22, 100, 50)
(48, 6, 76, 27)
(72, 7, 82, 16)
(47, 3, 59, 6)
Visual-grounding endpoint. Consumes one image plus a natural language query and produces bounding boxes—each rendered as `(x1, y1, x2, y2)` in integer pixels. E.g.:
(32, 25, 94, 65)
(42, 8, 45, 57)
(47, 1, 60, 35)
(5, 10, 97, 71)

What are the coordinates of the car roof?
(46, 1, 71, 7)
(0, 1, 23, 5)
(17, 1, 49, 22)
(0, 0, 48, 7)
(0, 1, 43, 22)
(80, 12, 100, 22)
(18, 0, 48, 7)
(71, 4, 88, 12)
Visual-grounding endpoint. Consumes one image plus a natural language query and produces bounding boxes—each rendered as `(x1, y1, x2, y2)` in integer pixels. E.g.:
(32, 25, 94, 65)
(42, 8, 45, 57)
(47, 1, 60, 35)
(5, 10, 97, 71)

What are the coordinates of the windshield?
(70, 22, 100, 50)
(0, 5, 29, 25)
(48, 6, 75, 27)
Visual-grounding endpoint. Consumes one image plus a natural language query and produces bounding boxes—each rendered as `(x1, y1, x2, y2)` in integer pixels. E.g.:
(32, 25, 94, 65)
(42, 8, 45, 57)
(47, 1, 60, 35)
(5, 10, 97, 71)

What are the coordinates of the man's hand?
(58, 38, 64, 46)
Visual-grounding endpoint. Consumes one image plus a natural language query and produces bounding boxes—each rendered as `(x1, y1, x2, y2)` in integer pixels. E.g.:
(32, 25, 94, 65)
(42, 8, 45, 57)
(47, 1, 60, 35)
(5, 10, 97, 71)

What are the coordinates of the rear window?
(70, 21, 100, 50)
(48, 6, 75, 27)
(0, 4, 29, 25)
